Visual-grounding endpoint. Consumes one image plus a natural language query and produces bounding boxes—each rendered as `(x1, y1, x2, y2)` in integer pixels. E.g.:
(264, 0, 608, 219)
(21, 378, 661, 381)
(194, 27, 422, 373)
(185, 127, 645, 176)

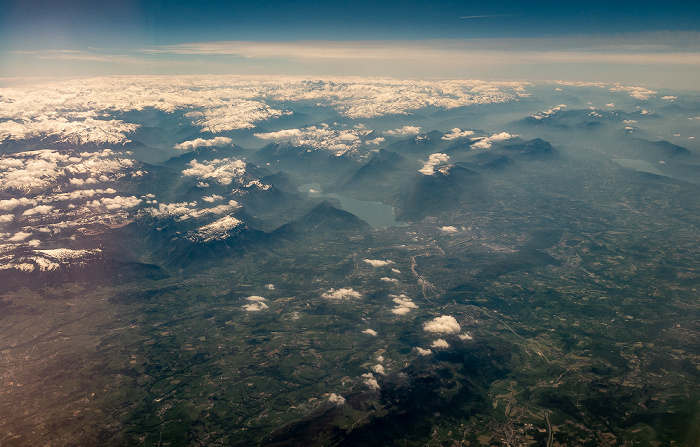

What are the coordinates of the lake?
(298, 183, 408, 228)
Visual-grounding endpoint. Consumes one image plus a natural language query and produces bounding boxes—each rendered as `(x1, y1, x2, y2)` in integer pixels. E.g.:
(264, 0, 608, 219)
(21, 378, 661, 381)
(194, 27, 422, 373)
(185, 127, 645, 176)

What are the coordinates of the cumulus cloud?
(362, 328, 378, 336)
(0, 215, 13, 223)
(383, 126, 421, 136)
(22, 205, 54, 216)
(148, 200, 240, 221)
(6, 231, 33, 242)
(174, 136, 233, 150)
(365, 137, 385, 145)
(439, 226, 458, 234)
(471, 132, 517, 149)
(431, 339, 449, 349)
(202, 194, 224, 202)
(423, 315, 461, 334)
(328, 393, 345, 405)
(390, 294, 418, 315)
(0, 116, 139, 145)
(182, 158, 247, 186)
(415, 347, 432, 355)
(610, 85, 657, 100)
(661, 95, 677, 100)
(380, 277, 399, 283)
(419, 153, 450, 175)
(0, 76, 527, 152)
(95, 196, 141, 210)
(254, 124, 371, 155)
(530, 104, 567, 120)
(361, 373, 380, 391)
(266, 283, 275, 290)
(0, 149, 139, 195)
(459, 333, 474, 340)
(372, 364, 386, 375)
(242, 296, 268, 312)
(442, 128, 475, 140)
(322, 287, 362, 300)
(363, 259, 394, 267)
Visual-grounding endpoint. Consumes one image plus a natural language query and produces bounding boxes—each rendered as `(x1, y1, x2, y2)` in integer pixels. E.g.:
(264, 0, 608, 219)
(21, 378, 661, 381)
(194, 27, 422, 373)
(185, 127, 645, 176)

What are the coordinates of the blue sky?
(1, 0, 700, 88)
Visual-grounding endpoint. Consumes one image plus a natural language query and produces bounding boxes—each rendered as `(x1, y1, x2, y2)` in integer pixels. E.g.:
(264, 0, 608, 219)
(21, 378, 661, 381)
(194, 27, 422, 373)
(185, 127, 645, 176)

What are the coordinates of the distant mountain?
(396, 165, 481, 221)
(162, 219, 269, 270)
(273, 201, 369, 238)
(335, 149, 414, 200)
(386, 130, 448, 155)
(630, 139, 691, 159)
(499, 138, 556, 159)
(162, 144, 249, 167)
(251, 142, 362, 186)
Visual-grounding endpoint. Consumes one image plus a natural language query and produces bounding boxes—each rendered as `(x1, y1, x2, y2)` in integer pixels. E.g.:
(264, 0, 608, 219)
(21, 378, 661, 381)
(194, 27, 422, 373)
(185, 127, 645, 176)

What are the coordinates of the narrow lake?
(298, 183, 408, 228)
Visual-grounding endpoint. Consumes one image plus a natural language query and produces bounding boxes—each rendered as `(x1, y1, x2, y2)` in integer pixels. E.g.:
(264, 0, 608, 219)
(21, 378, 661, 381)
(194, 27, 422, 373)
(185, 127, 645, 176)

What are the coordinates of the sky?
(1, 0, 700, 89)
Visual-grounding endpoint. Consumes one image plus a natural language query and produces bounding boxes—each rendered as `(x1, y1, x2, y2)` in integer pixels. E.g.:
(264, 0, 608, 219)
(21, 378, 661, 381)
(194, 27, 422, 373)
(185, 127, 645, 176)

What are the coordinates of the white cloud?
(6, 231, 32, 242)
(442, 128, 475, 140)
(21, 205, 54, 216)
(363, 259, 394, 267)
(383, 126, 421, 136)
(0, 215, 13, 223)
(372, 364, 386, 375)
(471, 132, 517, 149)
(610, 85, 657, 100)
(96, 196, 141, 210)
(661, 95, 677, 100)
(242, 302, 268, 312)
(328, 393, 346, 405)
(361, 373, 380, 391)
(202, 194, 224, 202)
(174, 136, 233, 150)
(0, 150, 139, 195)
(254, 128, 303, 140)
(242, 296, 268, 311)
(530, 104, 567, 120)
(255, 124, 370, 155)
(365, 137, 385, 145)
(182, 158, 247, 186)
(362, 328, 378, 336)
(606, 103, 615, 107)
(266, 283, 275, 290)
(0, 116, 138, 145)
(147, 200, 240, 223)
(459, 333, 474, 340)
(391, 268, 401, 274)
(439, 226, 458, 234)
(419, 153, 450, 175)
(415, 347, 432, 355)
(322, 288, 362, 300)
(431, 339, 449, 349)
(380, 277, 399, 283)
(423, 315, 461, 334)
(390, 294, 418, 315)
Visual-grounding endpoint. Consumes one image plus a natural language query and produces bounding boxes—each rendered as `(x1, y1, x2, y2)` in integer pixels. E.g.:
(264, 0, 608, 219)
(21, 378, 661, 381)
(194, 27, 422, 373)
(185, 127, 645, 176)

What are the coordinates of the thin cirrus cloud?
(143, 37, 700, 67)
(5, 32, 700, 88)
(460, 15, 512, 19)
